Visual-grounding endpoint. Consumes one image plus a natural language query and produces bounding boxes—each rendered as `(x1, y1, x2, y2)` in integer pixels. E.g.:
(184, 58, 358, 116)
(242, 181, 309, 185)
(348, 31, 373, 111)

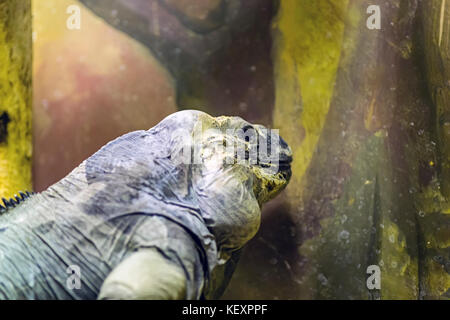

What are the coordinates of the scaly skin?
(0, 110, 292, 300)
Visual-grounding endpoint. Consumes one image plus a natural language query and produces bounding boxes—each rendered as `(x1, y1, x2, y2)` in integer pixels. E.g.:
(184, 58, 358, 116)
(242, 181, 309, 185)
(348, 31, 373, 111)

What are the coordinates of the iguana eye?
(242, 125, 255, 143)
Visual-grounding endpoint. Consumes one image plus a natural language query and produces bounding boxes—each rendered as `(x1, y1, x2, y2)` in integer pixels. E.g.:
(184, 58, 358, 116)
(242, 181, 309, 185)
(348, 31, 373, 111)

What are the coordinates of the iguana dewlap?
(0, 110, 292, 300)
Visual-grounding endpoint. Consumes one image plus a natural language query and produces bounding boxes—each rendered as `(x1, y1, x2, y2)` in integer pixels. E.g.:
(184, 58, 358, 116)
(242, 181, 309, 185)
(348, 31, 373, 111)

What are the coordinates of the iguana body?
(0, 110, 292, 300)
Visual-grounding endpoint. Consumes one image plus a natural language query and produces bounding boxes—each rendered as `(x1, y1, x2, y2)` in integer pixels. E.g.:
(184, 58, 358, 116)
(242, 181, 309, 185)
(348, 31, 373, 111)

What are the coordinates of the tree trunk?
(227, 0, 449, 299)
(420, 0, 450, 300)
(0, 0, 32, 198)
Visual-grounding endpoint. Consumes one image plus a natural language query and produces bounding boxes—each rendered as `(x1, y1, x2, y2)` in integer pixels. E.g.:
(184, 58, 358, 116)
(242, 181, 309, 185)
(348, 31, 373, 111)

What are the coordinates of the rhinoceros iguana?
(0, 110, 292, 300)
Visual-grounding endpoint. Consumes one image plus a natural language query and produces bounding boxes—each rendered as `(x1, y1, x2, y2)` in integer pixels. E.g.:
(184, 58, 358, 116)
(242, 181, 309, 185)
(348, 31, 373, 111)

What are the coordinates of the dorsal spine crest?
(0, 191, 35, 214)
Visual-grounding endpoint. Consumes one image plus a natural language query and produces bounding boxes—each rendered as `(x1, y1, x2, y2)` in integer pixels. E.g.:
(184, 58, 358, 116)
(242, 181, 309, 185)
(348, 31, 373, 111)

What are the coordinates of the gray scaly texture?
(0, 110, 292, 300)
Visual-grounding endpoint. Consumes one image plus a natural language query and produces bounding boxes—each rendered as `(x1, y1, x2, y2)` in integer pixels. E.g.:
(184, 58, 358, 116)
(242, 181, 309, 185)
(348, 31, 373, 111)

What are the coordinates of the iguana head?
(199, 114, 292, 205)
(166, 110, 292, 206)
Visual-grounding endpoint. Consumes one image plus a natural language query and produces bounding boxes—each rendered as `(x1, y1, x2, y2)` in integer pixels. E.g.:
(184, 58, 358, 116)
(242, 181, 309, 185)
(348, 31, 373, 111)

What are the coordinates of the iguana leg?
(98, 248, 187, 300)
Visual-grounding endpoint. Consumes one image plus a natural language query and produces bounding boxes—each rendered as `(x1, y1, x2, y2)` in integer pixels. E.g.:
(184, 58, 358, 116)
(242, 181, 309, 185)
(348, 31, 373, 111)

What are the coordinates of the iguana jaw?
(251, 164, 291, 205)
(251, 147, 292, 206)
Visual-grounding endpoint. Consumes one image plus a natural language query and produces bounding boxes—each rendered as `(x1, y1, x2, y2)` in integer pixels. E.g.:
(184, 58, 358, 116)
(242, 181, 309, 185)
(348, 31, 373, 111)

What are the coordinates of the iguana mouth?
(252, 135, 292, 205)
(278, 161, 292, 180)
(258, 160, 291, 174)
